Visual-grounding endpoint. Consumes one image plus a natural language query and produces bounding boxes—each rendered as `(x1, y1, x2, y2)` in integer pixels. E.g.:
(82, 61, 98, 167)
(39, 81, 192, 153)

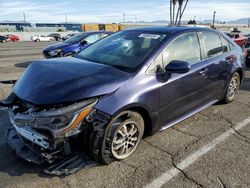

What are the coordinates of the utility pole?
(123, 13, 126, 23)
(212, 11, 216, 28)
(134, 15, 137, 23)
(65, 13, 68, 24)
(170, 0, 172, 24)
(23, 12, 26, 23)
(248, 18, 250, 28)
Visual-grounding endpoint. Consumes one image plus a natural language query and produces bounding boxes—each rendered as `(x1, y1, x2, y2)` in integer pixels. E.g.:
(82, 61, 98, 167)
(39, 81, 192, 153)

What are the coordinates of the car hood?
(44, 42, 72, 51)
(13, 57, 130, 105)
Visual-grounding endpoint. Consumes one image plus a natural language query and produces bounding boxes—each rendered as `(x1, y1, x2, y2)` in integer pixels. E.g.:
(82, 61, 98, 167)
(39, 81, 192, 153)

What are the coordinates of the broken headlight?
(9, 98, 98, 138)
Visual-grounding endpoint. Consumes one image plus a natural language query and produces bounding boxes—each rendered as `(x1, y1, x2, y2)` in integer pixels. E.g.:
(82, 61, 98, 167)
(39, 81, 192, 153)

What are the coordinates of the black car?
(48, 33, 61, 41)
(0, 35, 8, 43)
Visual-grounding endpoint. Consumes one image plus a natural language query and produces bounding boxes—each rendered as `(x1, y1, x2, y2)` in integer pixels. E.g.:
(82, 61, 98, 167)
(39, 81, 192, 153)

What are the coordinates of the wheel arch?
(235, 68, 244, 84)
(111, 104, 155, 137)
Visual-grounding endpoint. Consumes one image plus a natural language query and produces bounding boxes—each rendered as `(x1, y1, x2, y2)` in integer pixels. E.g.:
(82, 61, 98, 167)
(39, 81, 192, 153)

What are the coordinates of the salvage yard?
(0, 42, 250, 188)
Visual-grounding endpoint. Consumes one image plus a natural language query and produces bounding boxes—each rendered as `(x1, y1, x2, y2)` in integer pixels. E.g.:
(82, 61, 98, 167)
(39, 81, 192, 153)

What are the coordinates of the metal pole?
(23, 12, 26, 23)
(212, 11, 216, 28)
(65, 13, 67, 24)
(123, 13, 126, 23)
(170, 0, 172, 24)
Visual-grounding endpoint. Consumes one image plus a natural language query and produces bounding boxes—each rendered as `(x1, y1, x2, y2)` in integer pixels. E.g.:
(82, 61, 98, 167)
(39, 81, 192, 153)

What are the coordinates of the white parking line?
(145, 117, 250, 188)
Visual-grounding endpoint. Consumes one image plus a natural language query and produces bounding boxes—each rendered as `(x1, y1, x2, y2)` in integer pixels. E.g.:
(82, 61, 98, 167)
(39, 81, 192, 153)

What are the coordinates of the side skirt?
(160, 99, 219, 131)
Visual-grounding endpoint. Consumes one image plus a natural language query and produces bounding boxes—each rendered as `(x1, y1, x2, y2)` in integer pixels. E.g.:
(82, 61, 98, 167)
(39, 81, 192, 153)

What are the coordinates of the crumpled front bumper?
(6, 106, 111, 175)
(7, 128, 97, 175)
(7, 128, 46, 164)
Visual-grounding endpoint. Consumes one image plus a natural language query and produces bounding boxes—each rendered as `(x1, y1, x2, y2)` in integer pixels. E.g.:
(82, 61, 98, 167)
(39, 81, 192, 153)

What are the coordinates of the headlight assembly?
(9, 98, 98, 138)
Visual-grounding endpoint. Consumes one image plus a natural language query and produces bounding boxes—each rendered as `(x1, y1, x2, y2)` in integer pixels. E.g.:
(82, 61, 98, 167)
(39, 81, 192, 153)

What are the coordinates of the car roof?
(126, 26, 213, 34)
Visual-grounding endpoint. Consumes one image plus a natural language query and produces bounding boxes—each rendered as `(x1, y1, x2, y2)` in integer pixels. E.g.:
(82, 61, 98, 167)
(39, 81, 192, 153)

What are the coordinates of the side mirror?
(81, 40, 88, 45)
(165, 60, 190, 74)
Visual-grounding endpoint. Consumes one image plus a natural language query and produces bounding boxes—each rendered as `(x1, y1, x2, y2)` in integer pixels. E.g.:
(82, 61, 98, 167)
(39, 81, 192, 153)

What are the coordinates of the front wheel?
(101, 111, 144, 164)
(222, 72, 240, 103)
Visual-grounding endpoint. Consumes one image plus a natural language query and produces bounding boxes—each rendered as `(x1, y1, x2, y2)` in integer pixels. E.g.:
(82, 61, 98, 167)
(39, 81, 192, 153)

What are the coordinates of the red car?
(5, 34, 20, 42)
(227, 33, 248, 47)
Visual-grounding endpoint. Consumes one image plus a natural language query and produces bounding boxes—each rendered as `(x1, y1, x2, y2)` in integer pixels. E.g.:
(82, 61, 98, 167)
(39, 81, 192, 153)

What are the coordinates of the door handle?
(199, 68, 208, 75)
(225, 57, 233, 64)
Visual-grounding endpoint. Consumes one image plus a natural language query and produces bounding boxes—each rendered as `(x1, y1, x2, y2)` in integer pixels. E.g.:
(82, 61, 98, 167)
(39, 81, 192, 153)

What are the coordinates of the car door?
(150, 32, 212, 126)
(199, 32, 234, 100)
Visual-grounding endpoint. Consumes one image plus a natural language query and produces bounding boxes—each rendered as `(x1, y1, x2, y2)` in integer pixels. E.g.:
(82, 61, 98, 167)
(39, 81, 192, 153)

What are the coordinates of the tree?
(169, 0, 189, 25)
(187, 19, 196, 24)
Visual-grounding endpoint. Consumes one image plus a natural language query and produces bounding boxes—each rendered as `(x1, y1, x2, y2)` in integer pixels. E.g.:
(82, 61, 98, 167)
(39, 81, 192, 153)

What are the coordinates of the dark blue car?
(2, 27, 245, 175)
(43, 31, 112, 58)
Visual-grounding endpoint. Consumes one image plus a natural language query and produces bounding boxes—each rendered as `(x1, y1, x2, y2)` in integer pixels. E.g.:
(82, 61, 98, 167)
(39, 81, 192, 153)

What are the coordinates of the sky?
(0, 0, 249, 23)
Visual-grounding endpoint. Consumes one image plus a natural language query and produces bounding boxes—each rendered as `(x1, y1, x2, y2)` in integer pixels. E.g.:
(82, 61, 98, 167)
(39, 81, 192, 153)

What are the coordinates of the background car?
(227, 32, 248, 47)
(48, 33, 61, 41)
(43, 31, 112, 58)
(61, 33, 77, 41)
(4, 34, 20, 42)
(31, 35, 54, 42)
(0, 35, 9, 43)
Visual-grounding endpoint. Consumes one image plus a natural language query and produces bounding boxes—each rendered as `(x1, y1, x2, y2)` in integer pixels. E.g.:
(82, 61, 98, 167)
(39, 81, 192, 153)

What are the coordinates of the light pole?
(134, 15, 137, 23)
(123, 13, 126, 23)
(23, 12, 26, 23)
(212, 11, 216, 28)
(65, 13, 68, 24)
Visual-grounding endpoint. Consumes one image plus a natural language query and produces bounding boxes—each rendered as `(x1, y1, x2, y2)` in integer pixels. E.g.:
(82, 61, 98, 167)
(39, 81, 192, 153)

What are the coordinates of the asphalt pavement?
(0, 42, 250, 188)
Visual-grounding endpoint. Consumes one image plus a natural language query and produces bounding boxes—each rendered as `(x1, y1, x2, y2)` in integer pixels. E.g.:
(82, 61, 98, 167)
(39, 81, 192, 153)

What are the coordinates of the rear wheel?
(222, 72, 240, 103)
(35, 39, 40, 42)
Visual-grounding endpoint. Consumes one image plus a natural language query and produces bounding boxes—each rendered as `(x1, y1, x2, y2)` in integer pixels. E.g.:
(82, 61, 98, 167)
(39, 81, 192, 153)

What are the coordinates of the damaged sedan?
(0, 27, 245, 175)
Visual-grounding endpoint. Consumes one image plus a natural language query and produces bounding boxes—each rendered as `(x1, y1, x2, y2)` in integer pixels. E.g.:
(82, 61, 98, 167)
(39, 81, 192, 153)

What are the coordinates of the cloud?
(0, 0, 249, 23)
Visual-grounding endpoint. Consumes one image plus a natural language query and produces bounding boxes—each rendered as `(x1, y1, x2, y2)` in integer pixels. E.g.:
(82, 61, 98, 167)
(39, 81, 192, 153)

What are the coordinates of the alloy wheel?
(111, 121, 140, 159)
(227, 76, 239, 100)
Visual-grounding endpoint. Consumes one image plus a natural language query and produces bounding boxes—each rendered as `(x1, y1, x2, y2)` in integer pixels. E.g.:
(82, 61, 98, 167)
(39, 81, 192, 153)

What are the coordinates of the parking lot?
(0, 42, 250, 188)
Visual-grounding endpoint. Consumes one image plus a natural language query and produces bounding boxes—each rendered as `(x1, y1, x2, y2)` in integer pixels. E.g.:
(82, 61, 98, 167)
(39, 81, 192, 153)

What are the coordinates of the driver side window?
(148, 32, 201, 73)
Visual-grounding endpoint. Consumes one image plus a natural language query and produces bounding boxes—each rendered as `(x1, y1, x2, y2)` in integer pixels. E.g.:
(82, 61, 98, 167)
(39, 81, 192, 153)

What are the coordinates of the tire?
(13, 39, 17, 42)
(100, 111, 144, 164)
(222, 72, 240, 104)
(35, 39, 40, 42)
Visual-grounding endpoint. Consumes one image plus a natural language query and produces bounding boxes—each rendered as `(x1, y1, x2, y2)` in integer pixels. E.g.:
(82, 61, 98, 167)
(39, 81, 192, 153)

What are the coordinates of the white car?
(31, 35, 54, 42)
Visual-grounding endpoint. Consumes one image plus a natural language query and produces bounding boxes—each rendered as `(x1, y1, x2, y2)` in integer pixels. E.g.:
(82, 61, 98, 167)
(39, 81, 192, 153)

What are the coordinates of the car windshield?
(76, 30, 167, 72)
(64, 33, 88, 43)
